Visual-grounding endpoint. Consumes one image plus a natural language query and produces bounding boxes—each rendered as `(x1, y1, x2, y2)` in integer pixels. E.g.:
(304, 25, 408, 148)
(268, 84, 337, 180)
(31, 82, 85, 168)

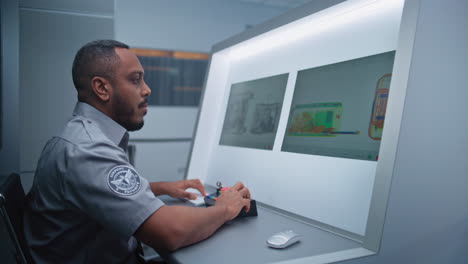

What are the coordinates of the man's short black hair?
(72, 39, 129, 92)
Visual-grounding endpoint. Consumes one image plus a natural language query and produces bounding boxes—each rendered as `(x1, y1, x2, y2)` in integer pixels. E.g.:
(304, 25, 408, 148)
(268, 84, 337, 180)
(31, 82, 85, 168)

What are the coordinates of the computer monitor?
(282, 51, 395, 161)
(219, 73, 289, 150)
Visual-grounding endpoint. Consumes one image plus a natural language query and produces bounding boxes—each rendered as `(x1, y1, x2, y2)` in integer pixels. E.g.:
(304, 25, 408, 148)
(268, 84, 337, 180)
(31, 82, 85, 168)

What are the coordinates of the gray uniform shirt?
(23, 102, 164, 263)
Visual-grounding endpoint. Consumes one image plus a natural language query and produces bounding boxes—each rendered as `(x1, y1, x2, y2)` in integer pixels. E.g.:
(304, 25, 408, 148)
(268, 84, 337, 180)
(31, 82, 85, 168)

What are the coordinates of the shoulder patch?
(107, 165, 142, 196)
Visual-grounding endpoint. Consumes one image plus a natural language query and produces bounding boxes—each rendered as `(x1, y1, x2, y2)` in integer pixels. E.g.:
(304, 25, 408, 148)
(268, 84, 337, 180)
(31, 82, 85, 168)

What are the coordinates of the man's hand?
(214, 182, 251, 221)
(150, 179, 206, 199)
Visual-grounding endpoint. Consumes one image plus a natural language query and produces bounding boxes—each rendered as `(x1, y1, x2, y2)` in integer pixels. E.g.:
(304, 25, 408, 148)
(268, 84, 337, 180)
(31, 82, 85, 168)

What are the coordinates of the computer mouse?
(181, 188, 206, 206)
(266, 230, 301, 249)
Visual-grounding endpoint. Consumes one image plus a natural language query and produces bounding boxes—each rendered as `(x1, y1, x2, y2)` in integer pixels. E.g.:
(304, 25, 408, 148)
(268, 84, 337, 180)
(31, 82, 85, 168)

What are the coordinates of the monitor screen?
(282, 51, 396, 161)
(219, 73, 289, 150)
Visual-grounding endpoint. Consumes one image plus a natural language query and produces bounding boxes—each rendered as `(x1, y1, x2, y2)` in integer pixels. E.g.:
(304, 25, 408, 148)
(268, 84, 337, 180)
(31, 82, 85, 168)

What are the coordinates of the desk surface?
(158, 195, 364, 264)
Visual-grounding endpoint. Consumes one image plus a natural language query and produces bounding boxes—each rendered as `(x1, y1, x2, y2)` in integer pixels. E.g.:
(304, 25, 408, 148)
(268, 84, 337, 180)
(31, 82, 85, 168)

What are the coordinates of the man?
(23, 40, 251, 263)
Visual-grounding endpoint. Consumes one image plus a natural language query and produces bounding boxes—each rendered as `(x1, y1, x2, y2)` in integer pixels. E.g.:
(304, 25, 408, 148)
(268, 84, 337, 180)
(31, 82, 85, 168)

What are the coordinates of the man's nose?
(143, 81, 151, 97)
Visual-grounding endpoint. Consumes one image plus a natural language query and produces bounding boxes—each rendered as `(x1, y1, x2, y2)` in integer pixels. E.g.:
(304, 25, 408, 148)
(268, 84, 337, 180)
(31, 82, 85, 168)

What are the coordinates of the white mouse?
(181, 188, 206, 206)
(266, 230, 301, 249)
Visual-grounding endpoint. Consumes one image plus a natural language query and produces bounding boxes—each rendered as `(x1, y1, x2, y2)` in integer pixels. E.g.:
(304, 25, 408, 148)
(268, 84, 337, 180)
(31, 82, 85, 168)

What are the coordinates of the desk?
(156, 194, 367, 264)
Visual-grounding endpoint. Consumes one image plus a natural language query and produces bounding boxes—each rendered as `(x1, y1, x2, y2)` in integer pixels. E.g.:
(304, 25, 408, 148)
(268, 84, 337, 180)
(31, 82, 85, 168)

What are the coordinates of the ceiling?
(237, 0, 314, 8)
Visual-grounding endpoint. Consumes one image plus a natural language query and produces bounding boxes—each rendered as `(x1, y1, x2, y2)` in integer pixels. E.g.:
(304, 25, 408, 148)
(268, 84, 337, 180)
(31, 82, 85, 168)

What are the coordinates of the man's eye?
(132, 78, 141, 84)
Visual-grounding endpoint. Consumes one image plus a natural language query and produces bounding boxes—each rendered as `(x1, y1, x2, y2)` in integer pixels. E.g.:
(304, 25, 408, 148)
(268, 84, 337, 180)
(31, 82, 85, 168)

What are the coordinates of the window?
(131, 48, 209, 107)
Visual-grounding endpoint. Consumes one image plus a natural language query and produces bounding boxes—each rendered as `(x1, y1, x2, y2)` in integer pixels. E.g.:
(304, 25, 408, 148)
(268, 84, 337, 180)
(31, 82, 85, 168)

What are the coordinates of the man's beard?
(125, 119, 144, 131)
(113, 93, 144, 131)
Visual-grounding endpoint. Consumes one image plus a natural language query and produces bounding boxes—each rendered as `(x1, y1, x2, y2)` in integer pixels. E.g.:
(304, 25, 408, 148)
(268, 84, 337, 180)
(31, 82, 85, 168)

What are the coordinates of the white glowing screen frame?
(187, 0, 406, 237)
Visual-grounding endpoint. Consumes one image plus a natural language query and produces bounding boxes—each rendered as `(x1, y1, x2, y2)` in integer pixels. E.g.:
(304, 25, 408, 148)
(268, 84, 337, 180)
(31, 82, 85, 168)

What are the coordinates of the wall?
(115, 0, 287, 53)
(18, 0, 114, 191)
(0, 0, 20, 177)
(340, 0, 468, 263)
(114, 0, 289, 182)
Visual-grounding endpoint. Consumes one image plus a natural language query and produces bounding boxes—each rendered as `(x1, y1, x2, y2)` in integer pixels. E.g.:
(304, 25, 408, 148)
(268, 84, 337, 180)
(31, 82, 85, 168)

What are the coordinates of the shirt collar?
(72, 102, 129, 150)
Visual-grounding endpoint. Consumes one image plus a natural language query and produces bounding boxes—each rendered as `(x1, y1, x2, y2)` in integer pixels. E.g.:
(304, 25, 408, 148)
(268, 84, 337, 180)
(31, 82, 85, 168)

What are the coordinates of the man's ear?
(90, 76, 112, 102)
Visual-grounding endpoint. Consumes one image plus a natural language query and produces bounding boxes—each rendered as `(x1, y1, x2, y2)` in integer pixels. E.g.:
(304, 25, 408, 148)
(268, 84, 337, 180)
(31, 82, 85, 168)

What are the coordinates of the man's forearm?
(149, 179, 205, 198)
(173, 205, 228, 249)
(135, 205, 228, 251)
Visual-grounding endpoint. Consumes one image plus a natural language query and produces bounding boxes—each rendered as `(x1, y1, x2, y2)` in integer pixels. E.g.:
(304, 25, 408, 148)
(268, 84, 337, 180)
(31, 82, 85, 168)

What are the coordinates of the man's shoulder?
(57, 116, 126, 164)
(60, 116, 110, 145)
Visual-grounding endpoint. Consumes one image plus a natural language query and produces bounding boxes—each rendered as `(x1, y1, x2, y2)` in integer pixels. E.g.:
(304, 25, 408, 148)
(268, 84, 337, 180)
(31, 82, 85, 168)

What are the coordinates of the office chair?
(0, 173, 32, 264)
